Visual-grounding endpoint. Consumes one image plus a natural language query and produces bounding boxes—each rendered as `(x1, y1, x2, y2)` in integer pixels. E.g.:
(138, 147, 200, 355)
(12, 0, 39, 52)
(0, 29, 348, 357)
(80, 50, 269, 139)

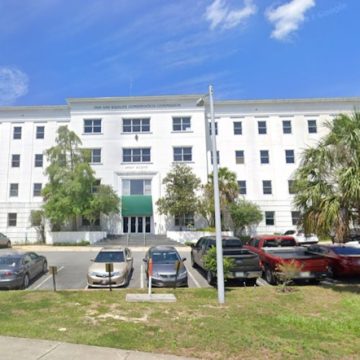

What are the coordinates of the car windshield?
(151, 251, 179, 263)
(95, 251, 124, 263)
(208, 239, 242, 248)
(264, 239, 295, 247)
(0, 257, 19, 266)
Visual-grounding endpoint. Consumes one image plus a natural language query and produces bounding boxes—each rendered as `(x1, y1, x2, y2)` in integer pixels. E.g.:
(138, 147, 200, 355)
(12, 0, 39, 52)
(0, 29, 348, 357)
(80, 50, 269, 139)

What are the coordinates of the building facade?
(1, 95, 359, 243)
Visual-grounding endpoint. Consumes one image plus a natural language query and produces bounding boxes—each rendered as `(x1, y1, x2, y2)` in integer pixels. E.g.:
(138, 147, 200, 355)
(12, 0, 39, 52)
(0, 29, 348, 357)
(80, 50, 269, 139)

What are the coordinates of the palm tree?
(294, 111, 360, 242)
(202, 167, 239, 229)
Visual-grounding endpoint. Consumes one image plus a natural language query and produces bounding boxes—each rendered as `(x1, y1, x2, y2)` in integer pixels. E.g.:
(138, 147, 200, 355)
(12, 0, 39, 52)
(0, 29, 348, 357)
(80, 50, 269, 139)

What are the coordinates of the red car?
(308, 245, 360, 277)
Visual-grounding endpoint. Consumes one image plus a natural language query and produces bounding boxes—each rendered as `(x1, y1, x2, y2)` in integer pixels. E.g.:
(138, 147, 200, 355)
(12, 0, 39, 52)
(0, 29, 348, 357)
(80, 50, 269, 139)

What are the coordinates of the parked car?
(284, 230, 319, 244)
(244, 235, 329, 285)
(191, 236, 262, 286)
(143, 245, 188, 287)
(0, 233, 11, 248)
(0, 251, 47, 289)
(87, 247, 133, 288)
(308, 245, 360, 277)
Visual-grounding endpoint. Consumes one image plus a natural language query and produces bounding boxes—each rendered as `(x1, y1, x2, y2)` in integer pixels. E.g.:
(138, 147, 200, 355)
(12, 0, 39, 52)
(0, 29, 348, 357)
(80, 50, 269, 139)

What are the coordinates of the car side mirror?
(190, 243, 195, 248)
(182, 257, 187, 262)
(143, 258, 148, 263)
(126, 257, 132, 261)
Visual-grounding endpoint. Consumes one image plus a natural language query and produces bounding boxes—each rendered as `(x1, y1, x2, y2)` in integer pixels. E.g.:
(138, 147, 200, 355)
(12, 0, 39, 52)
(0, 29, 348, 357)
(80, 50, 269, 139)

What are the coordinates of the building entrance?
(123, 216, 151, 233)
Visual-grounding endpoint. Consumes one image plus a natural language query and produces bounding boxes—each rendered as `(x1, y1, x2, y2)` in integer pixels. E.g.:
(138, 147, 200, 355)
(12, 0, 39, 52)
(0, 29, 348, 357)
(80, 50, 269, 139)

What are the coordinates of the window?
(233, 121, 242, 135)
(84, 119, 102, 134)
(265, 211, 275, 226)
(291, 211, 301, 226)
(33, 183, 42, 197)
(210, 151, 220, 165)
(123, 148, 151, 163)
(260, 150, 269, 164)
(258, 121, 267, 134)
(123, 118, 150, 133)
(263, 180, 272, 195)
(90, 149, 101, 163)
(34, 154, 43, 167)
(308, 119, 317, 134)
(175, 213, 194, 227)
(238, 180, 247, 195)
(285, 150, 295, 164)
(235, 150, 245, 164)
(36, 126, 45, 139)
(13, 126, 22, 139)
(173, 147, 192, 162)
(9, 183, 18, 197)
(91, 179, 101, 193)
(8, 213, 17, 227)
(122, 179, 151, 195)
(288, 180, 296, 194)
(282, 120, 292, 134)
(11, 154, 20, 167)
(209, 122, 218, 136)
(172, 117, 191, 131)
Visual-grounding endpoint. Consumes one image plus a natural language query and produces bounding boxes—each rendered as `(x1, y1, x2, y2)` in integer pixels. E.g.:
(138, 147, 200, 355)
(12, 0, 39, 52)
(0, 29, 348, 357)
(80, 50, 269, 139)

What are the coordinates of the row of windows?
(8, 183, 43, 197)
(265, 211, 300, 226)
(82, 118, 318, 135)
(235, 149, 295, 165)
(11, 126, 45, 140)
(238, 180, 296, 195)
(10, 154, 43, 168)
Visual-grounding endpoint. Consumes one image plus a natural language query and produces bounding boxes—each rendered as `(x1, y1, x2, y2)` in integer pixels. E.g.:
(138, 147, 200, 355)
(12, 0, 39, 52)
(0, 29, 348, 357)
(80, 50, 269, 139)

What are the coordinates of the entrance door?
(123, 216, 151, 233)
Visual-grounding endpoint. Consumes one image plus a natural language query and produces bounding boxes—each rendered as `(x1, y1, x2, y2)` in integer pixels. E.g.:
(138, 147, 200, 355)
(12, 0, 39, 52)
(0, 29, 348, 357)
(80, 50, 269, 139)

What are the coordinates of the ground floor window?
(174, 213, 194, 227)
(265, 211, 275, 226)
(8, 213, 17, 227)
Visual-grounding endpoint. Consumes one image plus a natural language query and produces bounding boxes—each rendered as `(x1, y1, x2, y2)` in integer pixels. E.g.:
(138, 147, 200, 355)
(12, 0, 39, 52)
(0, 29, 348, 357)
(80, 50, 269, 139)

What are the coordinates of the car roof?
(0, 250, 28, 257)
(149, 245, 177, 252)
(99, 247, 127, 252)
(255, 235, 296, 241)
(201, 236, 240, 241)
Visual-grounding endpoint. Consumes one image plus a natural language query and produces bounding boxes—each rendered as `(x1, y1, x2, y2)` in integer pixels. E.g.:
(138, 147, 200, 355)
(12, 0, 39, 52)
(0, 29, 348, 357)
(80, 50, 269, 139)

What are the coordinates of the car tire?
(42, 261, 48, 274)
(264, 266, 277, 285)
(6, 241, 11, 248)
(22, 274, 30, 289)
(206, 270, 215, 286)
(191, 254, 197, 268)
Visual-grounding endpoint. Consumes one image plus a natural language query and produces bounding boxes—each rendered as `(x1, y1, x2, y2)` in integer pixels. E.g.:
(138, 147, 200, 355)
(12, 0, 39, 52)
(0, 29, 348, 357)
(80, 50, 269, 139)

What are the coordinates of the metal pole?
(209, 84, 225, 304)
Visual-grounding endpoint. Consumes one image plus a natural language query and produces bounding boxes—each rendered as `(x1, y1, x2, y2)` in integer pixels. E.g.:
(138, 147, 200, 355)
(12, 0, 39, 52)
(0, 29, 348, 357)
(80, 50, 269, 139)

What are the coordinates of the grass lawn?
(0, 285, 359, 359)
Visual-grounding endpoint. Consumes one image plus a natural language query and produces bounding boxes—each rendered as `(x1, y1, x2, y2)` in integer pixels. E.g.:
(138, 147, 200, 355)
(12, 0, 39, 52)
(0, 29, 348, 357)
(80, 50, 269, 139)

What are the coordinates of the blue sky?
(0, 0, 358, 106)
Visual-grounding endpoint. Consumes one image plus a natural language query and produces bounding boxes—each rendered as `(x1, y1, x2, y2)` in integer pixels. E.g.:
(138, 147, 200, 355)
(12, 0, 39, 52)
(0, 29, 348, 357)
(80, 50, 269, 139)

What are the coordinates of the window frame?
(233, 121, 242, 135)
(282, 120, 292, 134)
(291, 211, 301, 226)
(90, 148, 102, 164)
(238, 180, 247, 195)
(210, 151, 220, 165)
(285, 149, 295, 164)
(173, 146, 192, 162)
(33, 183, 42, 197)
(262, 180, 272, 195)
(11, 154, 20, 168)
(172, 117, 191, 132)
(34, 154, 43, 168)
(36, 126, 45, 139)
(7, 213, 17, 227)
(265, 211, 275, 226)
(308, 119, 317, 134)
(235, 150, 245, 164)
(122, 118, 150, 133)
(260, 150, 269, 164)
(258, 121, 267, 134)
(9, 183, 19, 197)
(209, 122, 218, 136)
(122, 148, 151, 163)
(13, 126, 22, 139)
(84, 119, 102, 134)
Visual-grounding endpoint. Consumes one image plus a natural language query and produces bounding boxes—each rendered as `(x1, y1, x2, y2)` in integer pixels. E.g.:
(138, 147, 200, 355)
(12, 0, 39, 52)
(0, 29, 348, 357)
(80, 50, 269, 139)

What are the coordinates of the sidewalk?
(0, 336, 196, 360)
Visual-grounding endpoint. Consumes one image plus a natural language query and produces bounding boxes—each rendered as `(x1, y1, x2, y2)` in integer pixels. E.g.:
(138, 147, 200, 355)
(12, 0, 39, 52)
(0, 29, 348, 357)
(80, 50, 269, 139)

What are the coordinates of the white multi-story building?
(1, 95, 359, 243)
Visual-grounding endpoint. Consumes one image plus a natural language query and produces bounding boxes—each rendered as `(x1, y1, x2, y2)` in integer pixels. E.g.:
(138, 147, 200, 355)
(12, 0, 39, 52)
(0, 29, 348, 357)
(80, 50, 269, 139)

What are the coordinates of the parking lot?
(0, 246, 355, 291)
(26, 248, 212, 290)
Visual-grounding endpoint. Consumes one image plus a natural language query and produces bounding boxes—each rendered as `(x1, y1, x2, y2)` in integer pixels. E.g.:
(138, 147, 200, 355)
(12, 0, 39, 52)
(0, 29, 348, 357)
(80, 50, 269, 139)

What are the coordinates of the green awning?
(121, 195, 153, 217)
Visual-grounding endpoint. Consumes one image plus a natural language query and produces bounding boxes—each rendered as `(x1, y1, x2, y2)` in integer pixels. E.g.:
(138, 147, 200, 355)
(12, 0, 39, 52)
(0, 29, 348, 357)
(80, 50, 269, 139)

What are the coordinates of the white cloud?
(0, 67, 29, 105)
(206, 0, 257, 30)
(266, 0, 316, 40)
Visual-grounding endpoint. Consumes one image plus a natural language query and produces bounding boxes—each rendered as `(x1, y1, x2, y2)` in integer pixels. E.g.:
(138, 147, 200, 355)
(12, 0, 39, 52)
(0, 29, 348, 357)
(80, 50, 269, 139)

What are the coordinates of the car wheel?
(42, 261, 48, 274)
(191, 254, 197, 268)
(206, 270, 215, 286)
(22, 274, 30, 289)
(6, 241, 11, 248)
(264, 267, 277, 285)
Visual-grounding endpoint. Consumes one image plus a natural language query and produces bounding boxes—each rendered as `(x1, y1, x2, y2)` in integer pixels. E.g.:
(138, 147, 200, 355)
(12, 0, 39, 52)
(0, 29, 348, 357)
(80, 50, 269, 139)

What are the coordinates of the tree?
(201, 167, 239, 229)
(294, 111, 360, 242)
(42, 126, 119, 231)
(229, 199, 263, 236)
(156, 164, 201, 228)
(30, 210, 45, 243)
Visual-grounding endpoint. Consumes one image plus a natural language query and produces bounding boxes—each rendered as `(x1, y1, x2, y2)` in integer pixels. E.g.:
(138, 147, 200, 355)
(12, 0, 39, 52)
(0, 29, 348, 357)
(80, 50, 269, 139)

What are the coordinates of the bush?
(203, 246, 235, 280)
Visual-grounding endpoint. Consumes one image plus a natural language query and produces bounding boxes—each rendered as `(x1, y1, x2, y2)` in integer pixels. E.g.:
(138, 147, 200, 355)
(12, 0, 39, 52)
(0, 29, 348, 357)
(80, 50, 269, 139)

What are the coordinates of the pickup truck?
(190, 236, 262, 286)
(244, 235, 330, 285)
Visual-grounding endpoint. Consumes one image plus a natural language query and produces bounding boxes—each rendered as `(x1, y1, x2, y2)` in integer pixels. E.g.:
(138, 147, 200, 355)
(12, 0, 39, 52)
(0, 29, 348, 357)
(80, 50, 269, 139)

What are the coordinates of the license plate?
(235, 272, 245, 277)
(300, 271, 310, 277)
(101, 279, 108, 285)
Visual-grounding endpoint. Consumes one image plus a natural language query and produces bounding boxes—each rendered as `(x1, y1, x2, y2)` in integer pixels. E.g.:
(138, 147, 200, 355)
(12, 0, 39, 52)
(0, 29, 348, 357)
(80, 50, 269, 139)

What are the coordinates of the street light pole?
(197, 85, 225, 304)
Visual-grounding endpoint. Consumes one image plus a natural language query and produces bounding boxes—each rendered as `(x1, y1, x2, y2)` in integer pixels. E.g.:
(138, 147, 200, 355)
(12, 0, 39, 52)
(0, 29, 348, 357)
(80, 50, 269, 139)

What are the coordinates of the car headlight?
(111, 271, 121, 277)
(177, 270, 187, 279)
(89, 272, 98, 276)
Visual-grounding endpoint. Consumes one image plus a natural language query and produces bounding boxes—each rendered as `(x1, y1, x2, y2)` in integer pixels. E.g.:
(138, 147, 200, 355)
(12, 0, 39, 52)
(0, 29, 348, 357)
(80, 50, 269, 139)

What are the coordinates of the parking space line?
(31, 266, 64, 290)
(186, 266, 201, 288)
(140, 264, 144, 289)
